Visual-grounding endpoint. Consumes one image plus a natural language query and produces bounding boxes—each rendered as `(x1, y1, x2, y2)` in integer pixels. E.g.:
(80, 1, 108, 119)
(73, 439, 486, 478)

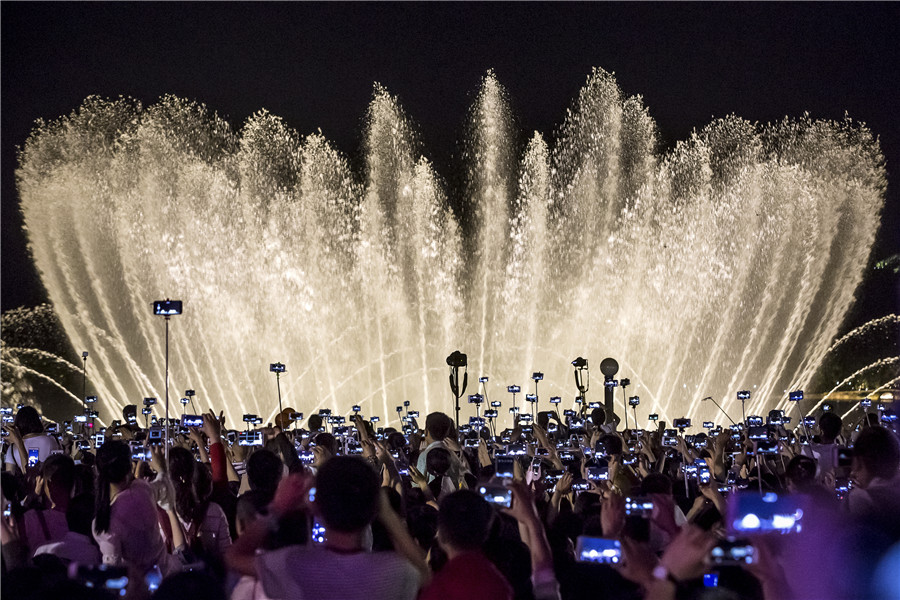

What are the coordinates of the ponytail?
(94, 470, 112, 534)
(93, 441, 132, 534)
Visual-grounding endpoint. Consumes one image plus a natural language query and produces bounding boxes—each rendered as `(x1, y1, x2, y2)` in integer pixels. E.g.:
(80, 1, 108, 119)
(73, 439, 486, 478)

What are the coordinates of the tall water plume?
(17, 69, 886, 427)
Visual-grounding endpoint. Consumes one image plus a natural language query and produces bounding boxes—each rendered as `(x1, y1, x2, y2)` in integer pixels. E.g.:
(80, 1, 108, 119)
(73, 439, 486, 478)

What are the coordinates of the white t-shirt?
(257, 544, 420, 600)
(34, 531, 102, 565)
(4, 434, 61, 470)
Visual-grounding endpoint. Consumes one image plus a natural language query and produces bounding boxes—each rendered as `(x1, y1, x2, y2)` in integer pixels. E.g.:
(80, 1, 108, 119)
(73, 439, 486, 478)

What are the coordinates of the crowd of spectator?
(2, 396, 899, 600)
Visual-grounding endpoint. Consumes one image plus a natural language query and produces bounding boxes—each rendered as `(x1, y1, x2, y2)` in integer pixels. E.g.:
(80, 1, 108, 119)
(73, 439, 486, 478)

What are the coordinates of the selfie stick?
(275, 370, 283, 423)
(702, 396, 737, 426)
(621, 379, 630, 431)
(81, 351, 88, 434)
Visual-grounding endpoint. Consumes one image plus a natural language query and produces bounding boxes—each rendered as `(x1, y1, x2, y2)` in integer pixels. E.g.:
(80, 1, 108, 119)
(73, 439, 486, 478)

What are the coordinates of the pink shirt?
(92, 479, 178, 576)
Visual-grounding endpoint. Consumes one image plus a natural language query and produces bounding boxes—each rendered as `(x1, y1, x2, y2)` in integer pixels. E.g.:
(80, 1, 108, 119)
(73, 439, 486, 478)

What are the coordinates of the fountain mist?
(17, 69, 886, 428)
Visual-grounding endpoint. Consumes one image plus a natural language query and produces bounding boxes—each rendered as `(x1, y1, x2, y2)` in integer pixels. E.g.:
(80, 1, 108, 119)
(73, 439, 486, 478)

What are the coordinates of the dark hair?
(599, 434, 623, 456)
(14, 405, 43, 436)
(307, 414, 323, 432)
(315, 456, 379, 532)
(426, 447, 452, 478)
(42, 453, 76, 495)
(387, 431, 408, 452)
(313, 432, 338, 456)
(66, 492, 96, 537)
(236, 490, 270, 524)
(94, 441, 132, 533)
(786, 455, 817, 487)
(425, 412, 453, 441)
(590, 408, 606, 427)
(266, 433, 304, 474)
(640, 472, 673, 495)
(437, 490, 494, 551)
(853, 426, 900, 480)
(169, 446, 199, 522)
(247, 449, 283, 501)
(819, 412, 842, 440)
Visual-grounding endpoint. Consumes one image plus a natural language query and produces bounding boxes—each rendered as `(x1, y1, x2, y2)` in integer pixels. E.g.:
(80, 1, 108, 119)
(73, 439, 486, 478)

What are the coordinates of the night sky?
(3, 3, 899, 330)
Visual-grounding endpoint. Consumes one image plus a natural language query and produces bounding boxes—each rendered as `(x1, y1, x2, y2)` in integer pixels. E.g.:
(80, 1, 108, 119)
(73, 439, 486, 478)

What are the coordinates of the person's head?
(66, 493, 95, 537)
(851, 426, 900, 489)
(590, 408, 606, 428)
(313, 432, 338, 456)
(436, 490, 494, 553)
(640, 472, 673, 495)
(40, 453, 76, 505)
(426, 447, 452, 478)
(818, 412, 842, 441)
(315, 456, 379, 533)
(14, 405, 43, 436)
(307, 414, 323, 432)
(94, 441, 132, 533)
(247, 449, 283, 501)
(266, 432, 304, 474)
(598, 434, 623, 456)
(122, 404, 137, 425)
(786, 455, 818, 492)
(537, 411, 551, 431)
(387, 431, 407, 452)
(424, 412, 453, 444)
(236, 490, 269, 537)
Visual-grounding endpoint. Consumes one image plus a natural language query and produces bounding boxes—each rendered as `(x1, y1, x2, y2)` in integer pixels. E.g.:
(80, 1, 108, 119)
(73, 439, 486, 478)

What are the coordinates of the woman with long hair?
(93, 440, 178, 594)
(167, 446, 231, 561)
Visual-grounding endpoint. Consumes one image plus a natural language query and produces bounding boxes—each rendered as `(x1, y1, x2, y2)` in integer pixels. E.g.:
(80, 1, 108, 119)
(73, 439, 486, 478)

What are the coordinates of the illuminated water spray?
(17, 69, 886, 427)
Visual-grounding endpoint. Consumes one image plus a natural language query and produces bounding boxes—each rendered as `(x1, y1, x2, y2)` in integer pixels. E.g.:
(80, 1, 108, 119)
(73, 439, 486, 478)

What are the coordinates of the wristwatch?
(652, 564, 679, 585)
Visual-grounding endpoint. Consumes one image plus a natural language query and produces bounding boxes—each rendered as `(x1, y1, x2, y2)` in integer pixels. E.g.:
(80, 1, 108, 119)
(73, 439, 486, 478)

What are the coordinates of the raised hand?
(601, 489, 625, 538)
(658, 525, 716, 582)
(408, 464, 429, 490)
(477, 438, 491, 468)
(200, 410, 223, 443)
(502, 480, 541, 525)
(270, 472, 315, 518)
(555, 471, 574, 496)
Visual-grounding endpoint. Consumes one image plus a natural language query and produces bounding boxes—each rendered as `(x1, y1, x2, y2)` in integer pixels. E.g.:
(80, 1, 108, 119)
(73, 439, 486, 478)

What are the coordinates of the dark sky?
(3, 3, 899, 327)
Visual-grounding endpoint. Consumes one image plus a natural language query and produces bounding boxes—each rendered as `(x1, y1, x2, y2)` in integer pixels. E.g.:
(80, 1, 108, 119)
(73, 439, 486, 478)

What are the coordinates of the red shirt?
(420, 550, 514, 600)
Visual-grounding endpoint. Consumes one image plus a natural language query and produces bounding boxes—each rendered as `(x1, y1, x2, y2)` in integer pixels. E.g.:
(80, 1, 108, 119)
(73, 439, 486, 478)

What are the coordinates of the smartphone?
(755, 439, 779, 455)
(72, 564, 130, 594)
(153, 300, 182, 315)
(27, 448, 40, 468)
(746, 416, 763, 427)
(711, 539, 755, 565)
(495, 456, 515, 478)
(575, 536, 621, 564)
(748, 426, 768, 441)
(181, 414, 203, 428)
(479, 484, 512, 508)
(673, 418, 691, 429)
(148, 427, 164, 443)
(835, 447, 853, 468)
(239, 431, 264, 447)
(587, 466, 609, 481)
(508, 443, 527, 456)
(624, 497, 654, 517)
(727, 492, 804, 534)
